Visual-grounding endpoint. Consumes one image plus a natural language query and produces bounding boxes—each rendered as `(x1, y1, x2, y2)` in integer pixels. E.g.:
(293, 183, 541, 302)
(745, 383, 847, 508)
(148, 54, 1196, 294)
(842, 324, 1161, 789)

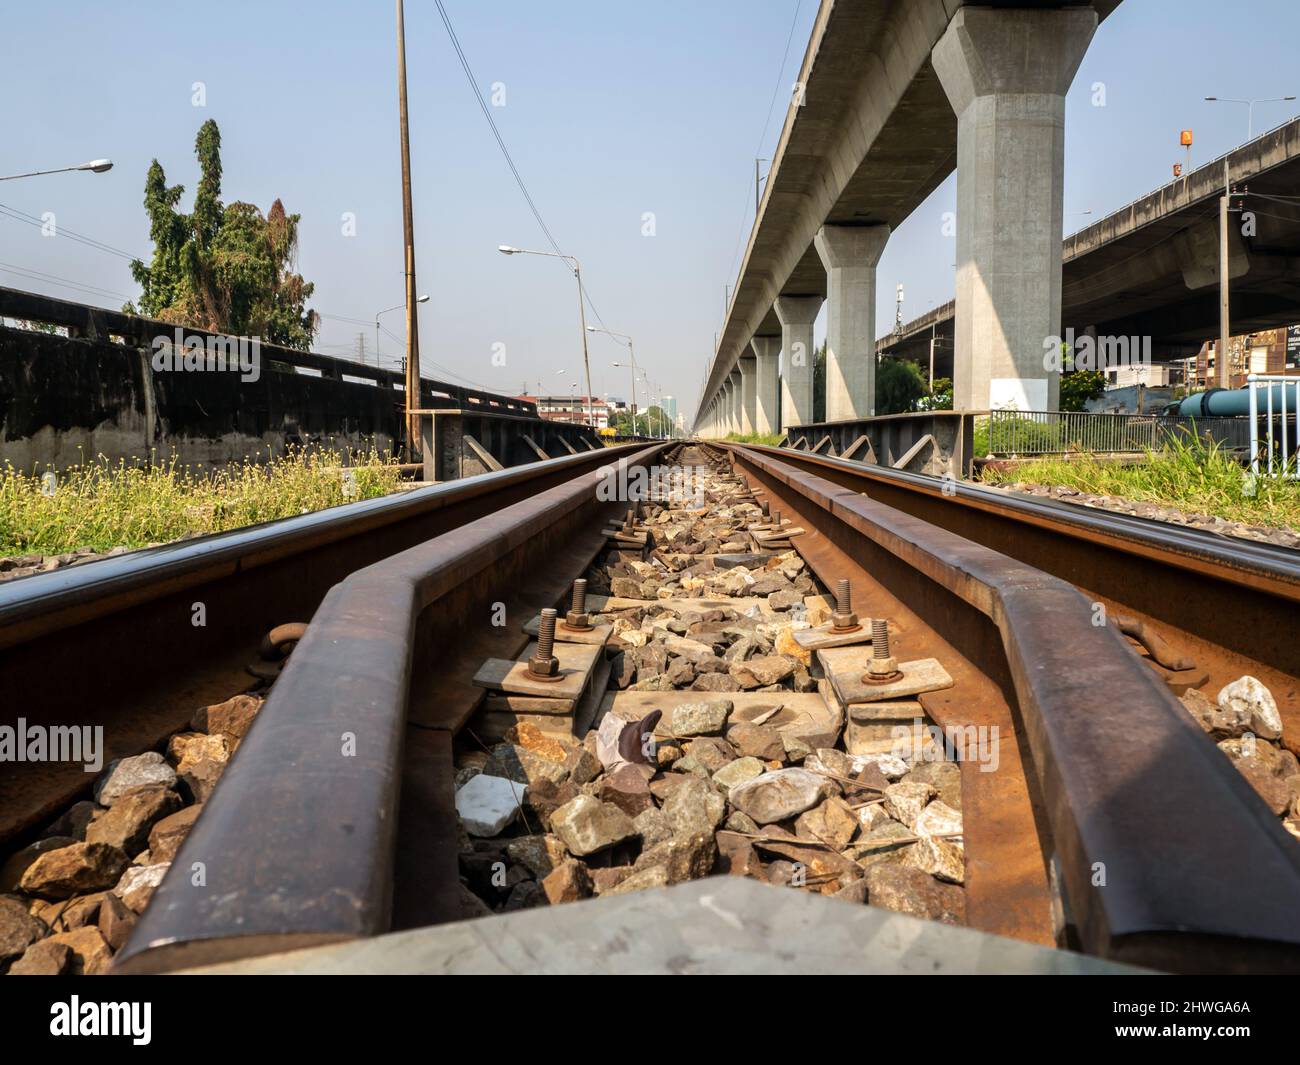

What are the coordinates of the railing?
(1247, 375, 1300, 478)
(980, 410, 1252, 458)
(0, 285, 538, 416)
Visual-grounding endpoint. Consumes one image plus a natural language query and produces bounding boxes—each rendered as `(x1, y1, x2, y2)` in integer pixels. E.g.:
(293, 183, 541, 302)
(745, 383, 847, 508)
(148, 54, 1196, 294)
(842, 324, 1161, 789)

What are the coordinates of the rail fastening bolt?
(565, 578, 592, 631)
(867, 617, 899, 679)
(832, 578, 859, 632)
(529, 608, 561, 678)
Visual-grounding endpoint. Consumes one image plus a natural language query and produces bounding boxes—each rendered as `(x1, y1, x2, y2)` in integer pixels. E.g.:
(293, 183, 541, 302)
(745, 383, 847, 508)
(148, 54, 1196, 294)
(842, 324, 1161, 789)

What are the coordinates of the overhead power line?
(0, 203, 145, 263)
(432, 0, 611, 332)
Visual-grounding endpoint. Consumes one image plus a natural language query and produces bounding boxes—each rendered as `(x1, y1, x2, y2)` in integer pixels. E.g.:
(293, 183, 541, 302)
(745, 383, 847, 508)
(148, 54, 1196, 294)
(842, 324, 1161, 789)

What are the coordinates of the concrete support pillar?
(728, 373, 742, 435)
(750, 336, 780, 436)
(738, 362, 756, 435)
(775, 295, 822, 430)
(932, 6, 1096, 412)
(815, 224, 889, 421)
(721, 379, 734, 436)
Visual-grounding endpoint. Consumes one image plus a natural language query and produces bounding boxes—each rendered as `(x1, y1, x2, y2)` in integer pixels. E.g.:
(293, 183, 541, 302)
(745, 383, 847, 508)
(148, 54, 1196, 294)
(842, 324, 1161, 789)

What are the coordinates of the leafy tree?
(126, 120, 319, 349)
(812, 341, 826, 423)
(917, 376, 953, 411)
(612, 406, 667, 437)
(876, 358, 927, 414)
(1059, 370, 1105, 412)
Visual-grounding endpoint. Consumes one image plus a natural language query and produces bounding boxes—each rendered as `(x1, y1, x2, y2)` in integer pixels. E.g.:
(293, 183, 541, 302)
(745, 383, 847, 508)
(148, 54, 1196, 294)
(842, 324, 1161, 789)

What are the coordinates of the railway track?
(3, 441, 1299, 975)
(0, 443, 644, 848)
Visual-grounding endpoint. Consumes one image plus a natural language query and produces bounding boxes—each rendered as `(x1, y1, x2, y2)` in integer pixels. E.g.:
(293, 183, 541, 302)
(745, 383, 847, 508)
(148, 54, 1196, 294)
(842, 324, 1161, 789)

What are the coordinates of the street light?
(376, 294, 428, 370)
(612, 363, 640, 436)
(498, 244, 594, 428)
(0, 159, 113, 181)
(1204, 96, 1297, 139)
(631, 367, 662, 439)
(589, 325, 639, 437)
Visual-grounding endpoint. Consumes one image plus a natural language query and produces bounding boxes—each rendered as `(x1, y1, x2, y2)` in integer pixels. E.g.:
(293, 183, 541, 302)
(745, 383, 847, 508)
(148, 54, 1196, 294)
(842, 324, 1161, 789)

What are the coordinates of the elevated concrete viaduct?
(880, 117, 1300, 374)
(694, 0, 1119, 438)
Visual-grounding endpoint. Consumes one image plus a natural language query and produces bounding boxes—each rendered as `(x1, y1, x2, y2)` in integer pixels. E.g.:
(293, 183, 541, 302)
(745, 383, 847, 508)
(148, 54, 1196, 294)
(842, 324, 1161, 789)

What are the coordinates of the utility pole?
(396, 0, 422, 461)
(1219, 160, 1232, 389)
(356, 333, 367, 365)
(928, 322, 936, 389)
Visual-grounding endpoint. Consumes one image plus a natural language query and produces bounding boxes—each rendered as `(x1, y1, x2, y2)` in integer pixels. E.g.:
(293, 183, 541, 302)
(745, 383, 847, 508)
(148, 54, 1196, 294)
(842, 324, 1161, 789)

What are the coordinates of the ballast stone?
(456, 773, 527, 837)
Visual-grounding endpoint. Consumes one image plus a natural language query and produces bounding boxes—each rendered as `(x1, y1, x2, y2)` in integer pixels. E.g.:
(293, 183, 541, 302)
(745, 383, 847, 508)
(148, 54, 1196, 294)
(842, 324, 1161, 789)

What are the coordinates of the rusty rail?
(739, 443, 1300, 713)
(0, 444, 648, 847)
(113, 444, 668, 972)
(708, 442, 1300, 972)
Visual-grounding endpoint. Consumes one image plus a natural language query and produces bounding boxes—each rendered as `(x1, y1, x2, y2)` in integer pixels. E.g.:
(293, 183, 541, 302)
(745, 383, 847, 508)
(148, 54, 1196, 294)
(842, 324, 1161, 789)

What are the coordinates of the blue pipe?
(1173, 382, 1300, 417)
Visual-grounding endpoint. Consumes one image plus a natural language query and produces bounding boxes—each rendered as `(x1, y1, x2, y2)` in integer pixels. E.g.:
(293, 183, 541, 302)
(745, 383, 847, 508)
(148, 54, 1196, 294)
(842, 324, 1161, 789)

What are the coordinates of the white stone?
(883, 781, 937, 830)
(856, 803, 893, 832)
(94, 752, 178, 806)
(729, 768, 833, 825)
(848, 752, 909, 780)
(908, 835, 966, 885)
(915, 800, 963, 839)
(113, 862, 171, 913)
(455, 773, 526, 837)
(1217, 675, 1283, 741)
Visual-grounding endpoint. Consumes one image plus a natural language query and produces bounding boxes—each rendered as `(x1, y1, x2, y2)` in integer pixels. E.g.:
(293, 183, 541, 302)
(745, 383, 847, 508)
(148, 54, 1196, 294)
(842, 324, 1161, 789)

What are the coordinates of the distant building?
(515, 394, 611, 429)
(1104, 363, 1177, 389)
(1187, 327, 1297, 390)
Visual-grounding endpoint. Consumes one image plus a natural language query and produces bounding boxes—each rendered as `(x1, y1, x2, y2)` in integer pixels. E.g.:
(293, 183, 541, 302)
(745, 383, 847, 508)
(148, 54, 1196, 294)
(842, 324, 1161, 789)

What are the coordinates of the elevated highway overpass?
(695, 0, 1121, 437)
(880, 117, 1300, 377)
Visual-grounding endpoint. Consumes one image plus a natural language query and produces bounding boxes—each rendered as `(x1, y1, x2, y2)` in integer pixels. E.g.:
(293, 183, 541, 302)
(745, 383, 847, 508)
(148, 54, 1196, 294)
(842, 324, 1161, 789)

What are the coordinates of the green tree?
(876, 358, 928, 414)
(127, 120, 319, 349)
(812, 340, 826, 423)
(612, 405, 667, 437)
(917, 376, 953, 411)
(1058, 342, 1106, 413)
(1059, 369, 1105, 412)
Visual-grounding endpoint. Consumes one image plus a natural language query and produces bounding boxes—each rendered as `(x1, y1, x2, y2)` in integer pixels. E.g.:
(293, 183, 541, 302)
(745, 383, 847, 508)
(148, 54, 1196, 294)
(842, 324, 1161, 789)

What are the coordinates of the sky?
(3, 0, 1300, 425)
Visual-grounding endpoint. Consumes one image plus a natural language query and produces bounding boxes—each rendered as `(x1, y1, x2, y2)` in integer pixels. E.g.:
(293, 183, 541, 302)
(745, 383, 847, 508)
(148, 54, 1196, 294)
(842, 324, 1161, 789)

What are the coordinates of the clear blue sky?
(2, 0, 1299, 423)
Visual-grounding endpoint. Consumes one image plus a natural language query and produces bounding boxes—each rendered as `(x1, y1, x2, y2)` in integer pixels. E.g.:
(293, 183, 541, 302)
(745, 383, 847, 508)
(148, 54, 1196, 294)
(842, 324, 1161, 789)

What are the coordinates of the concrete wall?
(0, 291, 595, 474)
(0, 325, 404, 471)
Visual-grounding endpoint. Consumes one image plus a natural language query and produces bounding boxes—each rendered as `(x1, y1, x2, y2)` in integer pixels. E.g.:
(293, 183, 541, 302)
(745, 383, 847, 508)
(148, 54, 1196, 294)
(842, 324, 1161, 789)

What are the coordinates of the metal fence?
(1247, 374, 1300, 478)
(981, 410, 1252, 458)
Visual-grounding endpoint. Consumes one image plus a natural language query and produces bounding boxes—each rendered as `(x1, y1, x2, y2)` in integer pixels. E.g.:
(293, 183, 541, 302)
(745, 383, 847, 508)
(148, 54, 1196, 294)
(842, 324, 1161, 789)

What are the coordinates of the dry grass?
(0, 446, 403, 555)
(982, 436, 1300, 531)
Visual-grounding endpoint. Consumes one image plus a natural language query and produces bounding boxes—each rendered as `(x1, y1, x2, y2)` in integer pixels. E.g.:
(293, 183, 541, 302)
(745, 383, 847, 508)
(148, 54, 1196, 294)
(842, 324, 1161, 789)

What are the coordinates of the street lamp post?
(588, 325, 638, 437)
(498, 244, 594, 428)
(1204, 95, 1297, 139)
(0, 159, 113, 182)
(377, 294, 428, 369)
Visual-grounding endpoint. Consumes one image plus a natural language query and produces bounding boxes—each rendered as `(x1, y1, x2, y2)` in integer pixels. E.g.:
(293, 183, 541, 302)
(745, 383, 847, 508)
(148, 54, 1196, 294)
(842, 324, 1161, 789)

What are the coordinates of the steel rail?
(711, 442, 1300, 973)
(0, 444, 647, 847)
(727, 444, 1300, 738)
(112, 444, 668, 973)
